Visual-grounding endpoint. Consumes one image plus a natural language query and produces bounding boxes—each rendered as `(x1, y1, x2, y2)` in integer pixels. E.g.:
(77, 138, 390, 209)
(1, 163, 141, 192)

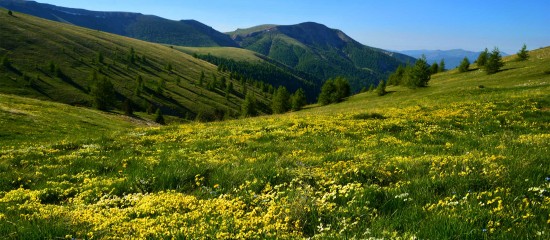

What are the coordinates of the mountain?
(0, 0, 238, 47)
(398, 49, 509, 69)
(228, 22, 416, 92)
(0, 10, 272, 121)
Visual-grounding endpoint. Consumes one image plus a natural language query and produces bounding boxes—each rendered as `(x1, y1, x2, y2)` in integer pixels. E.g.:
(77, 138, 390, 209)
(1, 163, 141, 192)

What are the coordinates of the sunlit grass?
(1, 47, 549, 238)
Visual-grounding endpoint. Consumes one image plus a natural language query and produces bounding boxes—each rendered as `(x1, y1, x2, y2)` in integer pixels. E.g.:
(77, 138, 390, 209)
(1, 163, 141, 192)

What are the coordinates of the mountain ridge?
(0, 0, 238, 47)
(229, 22, 416, 92)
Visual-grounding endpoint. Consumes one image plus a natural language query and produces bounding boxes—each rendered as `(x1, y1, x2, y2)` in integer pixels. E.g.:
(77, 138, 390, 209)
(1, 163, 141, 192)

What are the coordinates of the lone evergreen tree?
(8, 10, 13, 16)
(291, 88, 307, 111)
(438, 59, 446, 72)
(516, 44, 529, 61)
(271, 86, 291, 114)
(477, 48, 489, 67)
(407, 55, 431, 88)
(376, 80, 387, 96)
(485, 47, 504, 75)
(90, 77, 115, 111)
(458, 57, 470, 73)
(154, 109, 165, 125)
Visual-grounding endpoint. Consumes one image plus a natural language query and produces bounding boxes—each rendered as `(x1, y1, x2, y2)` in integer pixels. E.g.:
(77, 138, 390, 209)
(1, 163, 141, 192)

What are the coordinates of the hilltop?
(228, 22, 417, 92)
(0, 0, 237, 47)
(0, 10, 272, 121)
(1, 19, 548, 237)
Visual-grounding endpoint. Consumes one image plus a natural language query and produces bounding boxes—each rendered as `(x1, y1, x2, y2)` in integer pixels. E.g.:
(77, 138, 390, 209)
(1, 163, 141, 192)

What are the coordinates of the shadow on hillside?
(58, 72, 88, 93)
(5, 65, 23, 76)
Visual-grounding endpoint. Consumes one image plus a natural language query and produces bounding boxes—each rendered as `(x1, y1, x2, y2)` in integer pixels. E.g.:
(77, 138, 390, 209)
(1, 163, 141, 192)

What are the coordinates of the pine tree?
(318, 79, 336, 105)
(388, 65, 405, 85)
(97, 52, 104, 64)
(90, 77, 115, 111)
(241, 93, 257, 117)
(134, 75, 143, 96)
(438, 59, 446, 72)
(199, 71, 205, 86)
(429, 62, 439, 75)
(516, 44, 529, 61)
(8, 10, 13, 16)
(154, 109, 165, 125)
(123, 99, 133, 116)
(271, 86, 291, 114)
(407, 55, 431, 88)
(128, 47, 136, 64)
(458, 57, 470, 73)
(1, 55, 10, 68)
(334, 77, 350, 101)
(368, 84, 375, 92)
(49, 61, 55, 73)
(376, 80, 387, 96)
(220, 76, 227, 89)
(477, 48, 489, 67)
(485, 47, 504, 75)
(291, 88, 307, 111)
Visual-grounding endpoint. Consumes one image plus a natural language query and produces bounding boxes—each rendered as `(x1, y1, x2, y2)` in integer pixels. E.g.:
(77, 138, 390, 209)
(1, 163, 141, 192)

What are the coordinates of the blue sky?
(37, 0, 550, 53)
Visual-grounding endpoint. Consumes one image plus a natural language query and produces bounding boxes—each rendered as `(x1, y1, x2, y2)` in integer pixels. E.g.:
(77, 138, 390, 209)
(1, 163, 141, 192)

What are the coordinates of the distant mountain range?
(229, 22, 416, 91)
(1, 0, 415, 92)
(0, 0, 238, 47)
(398, 49, 509, 69)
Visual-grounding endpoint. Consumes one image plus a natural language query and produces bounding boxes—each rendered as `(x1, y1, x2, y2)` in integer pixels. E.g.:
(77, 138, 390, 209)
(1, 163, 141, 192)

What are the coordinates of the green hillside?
(0, 93, 148, 148)
(0, 10, 271, 121)
(0, 0, 238, 47)
(175, 46, 320, 101)
(1, 32, 548, 239)
(229, 22, 417, 92)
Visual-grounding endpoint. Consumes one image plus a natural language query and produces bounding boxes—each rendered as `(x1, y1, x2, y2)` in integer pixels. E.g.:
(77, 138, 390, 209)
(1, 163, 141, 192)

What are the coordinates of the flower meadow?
(1, 47, 550, 239)
(1, 93, 549, 239)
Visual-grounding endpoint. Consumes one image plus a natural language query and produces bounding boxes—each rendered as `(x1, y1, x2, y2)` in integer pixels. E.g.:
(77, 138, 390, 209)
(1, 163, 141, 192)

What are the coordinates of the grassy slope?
(0, 10, 270, 120)
(0, 41, 549, 239)
(0, 93, 148, 149)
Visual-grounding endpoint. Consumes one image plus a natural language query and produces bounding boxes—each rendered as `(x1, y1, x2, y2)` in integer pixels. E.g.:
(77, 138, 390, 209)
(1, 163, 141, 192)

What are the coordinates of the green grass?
(0, 10, 271, 121)
(0, 93, 147, 149)
(1, 23, 549, 240)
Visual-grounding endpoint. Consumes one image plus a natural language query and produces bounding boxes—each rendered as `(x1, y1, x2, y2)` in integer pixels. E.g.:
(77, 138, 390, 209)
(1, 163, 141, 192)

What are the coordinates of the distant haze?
(399, 49, 510, 69)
